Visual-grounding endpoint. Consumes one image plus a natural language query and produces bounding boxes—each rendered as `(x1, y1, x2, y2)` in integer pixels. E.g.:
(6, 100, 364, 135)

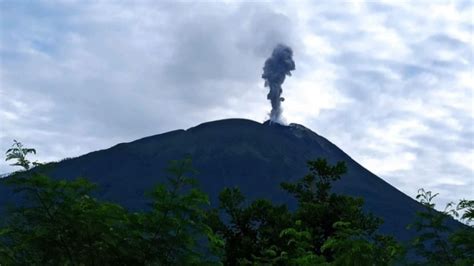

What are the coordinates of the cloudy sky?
(0, 0, 472, 208)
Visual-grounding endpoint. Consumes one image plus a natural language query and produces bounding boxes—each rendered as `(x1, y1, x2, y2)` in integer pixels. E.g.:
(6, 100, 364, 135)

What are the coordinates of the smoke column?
(262, 44, 295, 124)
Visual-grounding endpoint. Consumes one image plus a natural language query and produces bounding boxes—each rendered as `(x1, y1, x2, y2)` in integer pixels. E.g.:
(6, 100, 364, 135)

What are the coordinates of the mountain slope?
(0, 119, 436, 242)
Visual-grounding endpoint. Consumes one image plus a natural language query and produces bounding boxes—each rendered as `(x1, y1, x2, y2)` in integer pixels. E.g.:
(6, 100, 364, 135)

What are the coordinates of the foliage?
(321, 221, 403, 266)
(209, 158, 403, 265)
(0, 141, 222, 265)
(3, 141, 473, 265)
(455, 199, 474, 225)
(408, 188, 474, 266)
(257, 220, 327, 266)
(0, 174, 133, 265)
(206, 187, 293, 265)
(5, 140, 39, 170)
(133, 157, 223, 265)
(281, 158, 403, 265)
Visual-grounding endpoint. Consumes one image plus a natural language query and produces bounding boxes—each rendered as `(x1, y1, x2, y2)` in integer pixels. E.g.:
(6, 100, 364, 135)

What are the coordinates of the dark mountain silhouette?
(0, 118, 451, 242)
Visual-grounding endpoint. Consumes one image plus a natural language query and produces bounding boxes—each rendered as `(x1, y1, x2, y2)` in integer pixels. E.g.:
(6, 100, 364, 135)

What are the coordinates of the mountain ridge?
(0, 118, 453, 242)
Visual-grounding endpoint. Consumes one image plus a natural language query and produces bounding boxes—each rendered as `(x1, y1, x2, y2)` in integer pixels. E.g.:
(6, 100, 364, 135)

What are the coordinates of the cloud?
(299, 1, 473, 208)
(0, 1, 297, 160)
(0, 1, 472, 209)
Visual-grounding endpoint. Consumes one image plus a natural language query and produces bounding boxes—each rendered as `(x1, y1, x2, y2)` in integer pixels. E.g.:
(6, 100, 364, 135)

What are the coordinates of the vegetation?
(208, 159, 403, 265)
(407, 189, 474, 265)
(0, 144, 222, 265)
(0, 141, 472, 265)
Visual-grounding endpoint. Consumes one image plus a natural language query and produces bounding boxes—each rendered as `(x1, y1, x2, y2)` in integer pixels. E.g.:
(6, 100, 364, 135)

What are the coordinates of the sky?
(0, 0, 472, 209)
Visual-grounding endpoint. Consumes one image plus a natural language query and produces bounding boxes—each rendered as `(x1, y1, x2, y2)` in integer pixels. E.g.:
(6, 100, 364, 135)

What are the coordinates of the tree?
(408, 189, 474, 265)
(209, 158, 403, 265)
(0, 170, 132, 265)
(0, 141, 222, 265)
(5, 139, 39, 170)
(281, 158, 403, 264)
(207, 187, 293, 265)
(257, 219, 327, 266)
(132, 157, 223, 265)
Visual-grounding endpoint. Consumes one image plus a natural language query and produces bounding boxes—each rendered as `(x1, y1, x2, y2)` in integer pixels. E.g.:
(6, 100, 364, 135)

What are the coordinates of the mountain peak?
(0, 118, 441, 242)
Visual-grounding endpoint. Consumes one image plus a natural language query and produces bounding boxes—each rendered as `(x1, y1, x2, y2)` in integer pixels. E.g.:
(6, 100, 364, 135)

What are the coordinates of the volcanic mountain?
(0, 119, 440, 242)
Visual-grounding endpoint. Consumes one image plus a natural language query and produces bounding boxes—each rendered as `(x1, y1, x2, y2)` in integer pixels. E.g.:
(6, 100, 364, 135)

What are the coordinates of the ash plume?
(262, 44, 295, 124)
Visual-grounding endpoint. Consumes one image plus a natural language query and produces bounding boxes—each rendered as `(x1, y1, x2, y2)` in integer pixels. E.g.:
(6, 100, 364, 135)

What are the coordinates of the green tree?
(281, 159, 403, 264)
(0, 141, 222, 265)
(5, 139, 39, 170)
(210, 158, 403, 265)
(408, 189, 474, 265)
(257, 220, 327, 266)
(321, 221, 402, 266)
(207, 187, 293, 265)
(132, 157, 223, 265)
(0, 174, 134, 265)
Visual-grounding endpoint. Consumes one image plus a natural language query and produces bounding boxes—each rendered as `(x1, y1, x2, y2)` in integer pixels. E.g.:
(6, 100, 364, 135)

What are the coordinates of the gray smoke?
(262, 44, 295, 123)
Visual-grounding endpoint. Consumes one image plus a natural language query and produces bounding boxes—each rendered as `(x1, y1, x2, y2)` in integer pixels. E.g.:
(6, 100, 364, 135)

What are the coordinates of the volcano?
(0, 119, 442, 242)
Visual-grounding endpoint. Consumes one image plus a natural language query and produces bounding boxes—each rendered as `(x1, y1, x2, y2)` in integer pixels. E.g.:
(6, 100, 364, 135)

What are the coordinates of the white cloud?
(0, 0, 472, 210)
